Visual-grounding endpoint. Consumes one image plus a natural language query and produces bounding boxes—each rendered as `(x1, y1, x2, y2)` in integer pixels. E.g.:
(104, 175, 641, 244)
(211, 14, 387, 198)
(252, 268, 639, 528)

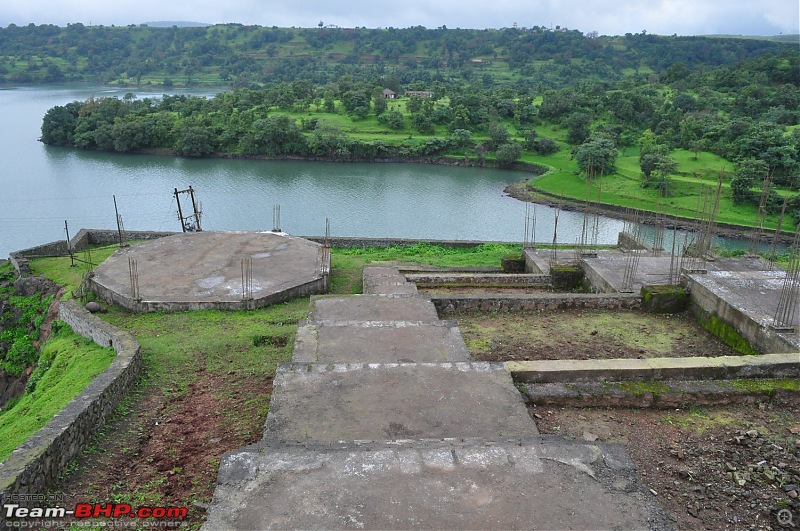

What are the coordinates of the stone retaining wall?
(406, 273, 550, 287)
(0, 300, 142, 505)
(432, 293, 641, 314)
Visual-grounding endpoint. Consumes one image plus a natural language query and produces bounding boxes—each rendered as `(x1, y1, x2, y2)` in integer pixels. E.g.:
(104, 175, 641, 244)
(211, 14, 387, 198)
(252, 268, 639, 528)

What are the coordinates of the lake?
(0, 85, 726, 257)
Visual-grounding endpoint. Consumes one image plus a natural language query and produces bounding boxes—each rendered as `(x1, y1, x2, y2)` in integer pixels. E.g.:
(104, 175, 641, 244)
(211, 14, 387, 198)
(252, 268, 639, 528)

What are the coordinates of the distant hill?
(143, 21, 212, 28)
(702, 33, 799, 42)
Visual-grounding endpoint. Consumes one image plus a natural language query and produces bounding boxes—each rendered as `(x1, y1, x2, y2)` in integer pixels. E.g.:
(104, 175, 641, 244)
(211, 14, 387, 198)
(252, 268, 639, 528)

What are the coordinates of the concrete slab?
(264, 362, 537, 442)
(581, 251, 677, 293)
(204, 437, 669, 530)
(89, 231, 327, 312)
(311, 295, 439, 321)
(507, 353, 800, 383)
(365, 283, 419, 296)
(292, 320, 471, 363)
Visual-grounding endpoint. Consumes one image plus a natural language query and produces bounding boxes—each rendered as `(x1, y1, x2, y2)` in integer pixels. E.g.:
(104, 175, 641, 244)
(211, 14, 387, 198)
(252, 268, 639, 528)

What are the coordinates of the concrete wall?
(303, 236, 523, 249)
(580, 259, 617, 294)
(687, 277, 798, 354)
(89, 275, 328, 313)
(0, 301, 142, 505)
(432, 293, 641, 314)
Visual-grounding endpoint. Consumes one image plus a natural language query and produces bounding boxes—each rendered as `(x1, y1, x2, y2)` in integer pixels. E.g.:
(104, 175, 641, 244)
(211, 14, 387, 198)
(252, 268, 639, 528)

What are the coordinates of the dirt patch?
(532, 396, 800, 529)
(55, 366, 273, 528)
(457, 309, 740, 361)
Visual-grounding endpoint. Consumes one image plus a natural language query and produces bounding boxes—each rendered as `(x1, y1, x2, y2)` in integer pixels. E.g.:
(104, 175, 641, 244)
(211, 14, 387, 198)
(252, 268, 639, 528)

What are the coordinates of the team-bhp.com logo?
(4, 503, 188, 520)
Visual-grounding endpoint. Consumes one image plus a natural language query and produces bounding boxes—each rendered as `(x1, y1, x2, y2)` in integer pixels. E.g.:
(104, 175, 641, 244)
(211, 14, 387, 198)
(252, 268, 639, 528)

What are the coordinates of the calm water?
(0, 85, 735, 257)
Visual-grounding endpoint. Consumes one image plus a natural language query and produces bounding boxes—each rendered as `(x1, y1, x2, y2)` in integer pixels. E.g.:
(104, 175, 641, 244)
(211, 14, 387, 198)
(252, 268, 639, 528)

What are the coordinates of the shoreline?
(504, 181, 797, 245)
(43, 142, 798, 243)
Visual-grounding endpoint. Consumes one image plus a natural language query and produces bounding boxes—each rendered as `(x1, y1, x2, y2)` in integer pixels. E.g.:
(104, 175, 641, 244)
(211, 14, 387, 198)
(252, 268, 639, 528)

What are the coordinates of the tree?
(565, 112, 591, 145)
(731, 158, 769, 204)
(378, 110, 405, 130)
(487, 123, 510, 149)
(373, 93, 388, 116)
(242, 114, 306, 156)
(573, 134, 617, 178)
(175, 125, 216, 157)
(450, 129, 473, 148)
(40, 102, 81, 145)
(495, 142, 522, 166)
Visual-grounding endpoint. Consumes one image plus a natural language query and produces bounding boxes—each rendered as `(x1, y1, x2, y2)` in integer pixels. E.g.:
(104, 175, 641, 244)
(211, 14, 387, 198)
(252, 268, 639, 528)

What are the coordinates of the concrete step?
(292, 320, 471, 363)
(310, 295, 439, 322)
(263, 362, 537, 442)
(204, 436, 669, 530)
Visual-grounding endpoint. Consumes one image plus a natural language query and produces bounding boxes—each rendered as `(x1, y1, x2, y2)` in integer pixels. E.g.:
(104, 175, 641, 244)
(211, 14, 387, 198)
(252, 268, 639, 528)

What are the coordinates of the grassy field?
(271, 99, 797, 232)
(525, 143, 796, 231)
(0, 325, 116, 461)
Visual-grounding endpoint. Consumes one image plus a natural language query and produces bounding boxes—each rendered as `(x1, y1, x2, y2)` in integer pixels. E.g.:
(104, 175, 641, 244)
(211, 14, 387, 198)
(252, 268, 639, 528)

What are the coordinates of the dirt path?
(55, 360, 273, 528)
(457, 309, 740, 360)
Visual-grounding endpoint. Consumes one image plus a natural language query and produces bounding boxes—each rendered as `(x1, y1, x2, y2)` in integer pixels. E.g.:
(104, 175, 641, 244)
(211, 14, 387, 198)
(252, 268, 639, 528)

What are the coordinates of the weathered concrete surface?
(205, 438, 669, 530)
(292, 320, 471, 363)
(206, 264, 671, 530)
(264, 362, 537, 442)
(89, 231, 328, 312)
(687, 270, 800, 353)
(582, 251, 677, 293)
(311, 295, 439, 321)
(524, 379, 800, 409)
(508, 353, 800, 383)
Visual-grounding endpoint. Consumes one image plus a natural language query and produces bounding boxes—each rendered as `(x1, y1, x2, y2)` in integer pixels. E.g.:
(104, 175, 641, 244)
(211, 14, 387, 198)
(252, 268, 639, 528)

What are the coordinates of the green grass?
(528, 145, 798, 231)
(29, 243, 134, 298)
(0, 325, 116, 461)
(102, 301, 309, 399)
(328, 243, 521, 295)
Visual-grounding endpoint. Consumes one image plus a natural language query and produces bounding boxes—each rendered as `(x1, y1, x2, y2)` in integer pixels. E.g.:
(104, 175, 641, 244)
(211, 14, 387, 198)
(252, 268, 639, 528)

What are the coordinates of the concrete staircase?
(204, 266, 669, 529)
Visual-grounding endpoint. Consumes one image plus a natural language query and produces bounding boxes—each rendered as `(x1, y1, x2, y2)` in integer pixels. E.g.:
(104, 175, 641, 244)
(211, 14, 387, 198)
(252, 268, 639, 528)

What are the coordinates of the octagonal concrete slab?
(89, 231, 328, 312)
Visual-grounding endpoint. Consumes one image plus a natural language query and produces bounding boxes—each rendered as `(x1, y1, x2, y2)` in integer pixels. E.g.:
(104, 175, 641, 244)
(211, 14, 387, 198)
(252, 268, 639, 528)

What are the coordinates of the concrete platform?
(292, 320, 471, 363)
(89, 231, 328, 312)
(688, 270, 800, 352)
(311, 295, 439, 321)
(263, 362, 537, 442)
(581, 251, 677, 293)
(205, 437, 669, 530)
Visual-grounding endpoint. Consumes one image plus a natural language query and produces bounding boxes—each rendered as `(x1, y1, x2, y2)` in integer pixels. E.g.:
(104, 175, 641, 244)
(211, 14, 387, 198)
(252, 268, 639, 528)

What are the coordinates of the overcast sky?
(0, 0, 797, 36)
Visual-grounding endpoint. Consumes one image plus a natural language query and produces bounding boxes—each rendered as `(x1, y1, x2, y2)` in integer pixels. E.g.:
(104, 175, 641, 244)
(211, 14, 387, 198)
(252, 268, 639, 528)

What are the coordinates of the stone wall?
(405, 273, 550, 287)
(0, 300, 142, 505)
(432, 293, 641, 314)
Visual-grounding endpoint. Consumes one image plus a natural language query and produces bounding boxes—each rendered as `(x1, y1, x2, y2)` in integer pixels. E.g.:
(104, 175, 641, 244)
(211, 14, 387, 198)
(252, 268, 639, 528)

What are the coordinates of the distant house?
(382, 88, 396, 99)
(404, 90, 434, 98)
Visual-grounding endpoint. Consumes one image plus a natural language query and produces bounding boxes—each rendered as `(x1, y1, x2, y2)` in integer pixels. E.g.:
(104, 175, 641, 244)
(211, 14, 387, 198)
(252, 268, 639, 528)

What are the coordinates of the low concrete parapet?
(523, 379, 799, 409)
(508, 353, 800, 384)
(0, 300, 142, 505)
(432, 293, 641, 314)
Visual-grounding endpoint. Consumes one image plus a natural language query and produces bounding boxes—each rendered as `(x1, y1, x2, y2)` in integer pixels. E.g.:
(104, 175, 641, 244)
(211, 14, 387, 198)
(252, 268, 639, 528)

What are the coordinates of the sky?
(0, 0, 798, 36)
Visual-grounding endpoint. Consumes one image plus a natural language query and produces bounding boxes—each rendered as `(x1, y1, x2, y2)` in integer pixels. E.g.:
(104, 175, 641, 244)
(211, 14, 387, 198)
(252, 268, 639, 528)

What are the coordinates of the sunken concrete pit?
(89, 231, 329, 312)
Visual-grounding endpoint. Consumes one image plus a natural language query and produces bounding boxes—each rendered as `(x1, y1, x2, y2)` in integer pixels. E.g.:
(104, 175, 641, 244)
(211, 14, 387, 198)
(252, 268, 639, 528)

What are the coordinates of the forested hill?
(0, 23, 797, 88)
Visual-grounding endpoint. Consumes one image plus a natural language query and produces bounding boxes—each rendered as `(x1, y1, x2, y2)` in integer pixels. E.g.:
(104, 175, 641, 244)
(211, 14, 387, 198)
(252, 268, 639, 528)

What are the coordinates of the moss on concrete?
(550, 265, 584, 291)
(696, 313, 760, 356)
(641, 285, 689, 314)
(726, 378, 800, 393)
